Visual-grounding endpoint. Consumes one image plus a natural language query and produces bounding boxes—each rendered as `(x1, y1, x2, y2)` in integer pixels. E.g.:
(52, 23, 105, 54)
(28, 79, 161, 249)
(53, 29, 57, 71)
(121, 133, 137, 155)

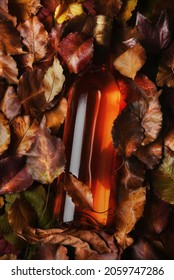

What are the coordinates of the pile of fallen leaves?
(0, 0, 174, 260)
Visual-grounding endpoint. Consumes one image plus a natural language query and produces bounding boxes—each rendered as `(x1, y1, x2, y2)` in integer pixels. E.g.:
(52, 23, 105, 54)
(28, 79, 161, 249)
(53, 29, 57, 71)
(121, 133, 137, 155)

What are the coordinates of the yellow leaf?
(54, 3, 84, 24)
(43, 57, 65, 103)
(0, 113, 11, 155)
(113, 44, 146, 79)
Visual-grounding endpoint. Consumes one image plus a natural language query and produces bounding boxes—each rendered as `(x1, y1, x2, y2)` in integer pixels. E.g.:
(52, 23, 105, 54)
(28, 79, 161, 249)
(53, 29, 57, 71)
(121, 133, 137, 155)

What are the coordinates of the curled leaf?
(0, 156, 33, 194)
(112, 108, 144, 158)
(113, 44, 146, 79)
(0, 112, 10, 155)
(26, 119, 66, 184)
(43, 56, 65, 103)
(0, 55, 18, 84)
(12, 116, 39, 155)
(20, 16, 48, 68)
(64, 173, 93, 210)
(58, 32, 94, 73)
(115, 186, 146, 249)
(0, 86, 21, 121)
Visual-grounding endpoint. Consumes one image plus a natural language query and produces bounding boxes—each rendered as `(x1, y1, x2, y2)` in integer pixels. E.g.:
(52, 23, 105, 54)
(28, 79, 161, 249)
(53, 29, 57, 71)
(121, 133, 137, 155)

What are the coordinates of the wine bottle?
(54, 15, 122, 230)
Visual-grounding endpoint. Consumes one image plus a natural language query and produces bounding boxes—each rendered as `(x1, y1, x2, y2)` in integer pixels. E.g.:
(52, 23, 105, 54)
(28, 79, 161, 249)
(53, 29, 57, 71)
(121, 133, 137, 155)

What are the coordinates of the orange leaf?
(113, 44, 146, 79)
(0, 55, 18, 84)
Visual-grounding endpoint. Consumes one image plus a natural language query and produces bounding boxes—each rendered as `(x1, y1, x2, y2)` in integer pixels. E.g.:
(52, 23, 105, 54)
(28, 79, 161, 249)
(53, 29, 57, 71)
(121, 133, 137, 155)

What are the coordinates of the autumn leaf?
(58, 32, 94, 73)
(43, 56, 65, 103)
(45, 97, 68, 132)
(0, 196, 4, 208)
(115, 186, 146, 249)
(26, 118, 66, 184)
(113, 44, 146, 79)
(117, 0, 138, 24)
(94, 0, 122, 17)
(0, 112, 10, 155)
(0, 86, 21, 121)
(33, 244, 69, 260)
(12, 116, 39, 155)
(64, 173, 93, 210)
(152, 147, 174, 204)
(54, 2, 84, 24)
(0, 156, 33, 194)
(37, 0, 60, 30)
(8, 198, 37, 234)
(119, 157, 145, 189)
(0, 0, 8, 11)
(112, 108, 144, 158)
(8, 0, 41, 22)
(0, 21, 25, 55)
(0, 55, 18, 84)
(83, 0, 96, 15)
(20, 16, 48, 68)
(164, 129, 174, 152)
(136, 11, 171, 52)
(17, 68, 45, 114)
(157, 62, 174, 88)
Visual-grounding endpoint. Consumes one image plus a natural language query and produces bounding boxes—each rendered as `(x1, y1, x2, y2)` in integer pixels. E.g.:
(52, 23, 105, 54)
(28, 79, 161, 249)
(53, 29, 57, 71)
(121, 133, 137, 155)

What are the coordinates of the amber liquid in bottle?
(54, 16, 122, 230)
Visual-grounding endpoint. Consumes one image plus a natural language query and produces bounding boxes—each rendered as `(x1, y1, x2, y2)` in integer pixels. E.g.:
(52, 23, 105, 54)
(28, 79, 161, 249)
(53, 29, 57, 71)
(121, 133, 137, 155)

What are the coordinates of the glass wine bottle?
(54, 15, 123, 230)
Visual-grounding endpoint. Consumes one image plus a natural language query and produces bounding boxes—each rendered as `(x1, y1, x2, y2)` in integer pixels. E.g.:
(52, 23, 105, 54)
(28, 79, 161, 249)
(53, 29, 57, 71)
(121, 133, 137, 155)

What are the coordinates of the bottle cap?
(93, 15, 112, 46)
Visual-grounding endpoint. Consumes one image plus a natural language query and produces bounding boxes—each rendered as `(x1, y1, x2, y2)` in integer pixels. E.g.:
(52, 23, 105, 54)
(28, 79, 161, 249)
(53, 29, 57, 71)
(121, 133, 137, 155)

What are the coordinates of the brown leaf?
(94, 0, 122, 17)
(0, 21, 25, 55)
(112, 108, 144, 158)
(0, 0, 8, 11)
(26, 118, 66, 184)
(37, 0, 60, 30)
(58, 32, 94, 73)
(119, 157, 145, 189)
(164, 128, 174, 152)
(0, 155, 33, 194)
(33, 244, 69, 260)
(157, 62, 174, 88)
(0, 4, 17, 26)
(0, 254, 17, 260)
(0, 55, 18, 84)
(64, 173, 93, 210)
(54, 1, 84, 24)
(0, 86, 21, 121)
(45, 97, 68, 132)
(20, 16, 48, 68)
(43, 56, 65, 103)
(8, 0, 41, 22)
(141, 91, 162, 145)
(135, 139, 163, 169)
(113, 44, 146, 79)
(8, 198, 37, 234)
(17, 68, 45, 114)
(115, 186, 146, 249)
(12, 116, 39, 155)
(0, 112, 10, 155)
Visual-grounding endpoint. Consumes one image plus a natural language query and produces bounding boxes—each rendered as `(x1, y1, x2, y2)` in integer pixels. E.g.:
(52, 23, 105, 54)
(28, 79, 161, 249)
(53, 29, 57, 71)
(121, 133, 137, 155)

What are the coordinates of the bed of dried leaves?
(0, 0, 174, 260)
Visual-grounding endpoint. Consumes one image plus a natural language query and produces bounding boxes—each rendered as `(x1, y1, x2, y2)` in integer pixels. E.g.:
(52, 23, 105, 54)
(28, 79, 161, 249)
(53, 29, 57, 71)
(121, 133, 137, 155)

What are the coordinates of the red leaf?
(0, 156, 33, 194)
(58, 32, 94, 73)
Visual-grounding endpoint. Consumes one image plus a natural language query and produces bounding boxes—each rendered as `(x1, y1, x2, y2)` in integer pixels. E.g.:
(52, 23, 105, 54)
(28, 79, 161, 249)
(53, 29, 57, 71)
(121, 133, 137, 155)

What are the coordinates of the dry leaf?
(43, 56, 65, 103)
(115, 186, 146, 249)
(64, 173, 93, 210)
(113, 44, 146, 79)
(0, 21, 25, 55)
(20, 16, 48, 68)
(118, 0, 138, 24)
(0, 254, 17, 260)
(94, 0, 122, 17)
(8, 0, 41, 22)
(157, 62, 174, 88)
(0, 55, 18, 84)
(26, 118, 66, 184)
(0, 156, 33, 194)
(0, 86, 21, 121)
(54, 2, 84, 24)
(58, 32, 94, 73)
(8, 198, 37, 234)
(12, 116, 39, 155)
(45, 97, 68, 132)
(0, 112, 10, 155)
